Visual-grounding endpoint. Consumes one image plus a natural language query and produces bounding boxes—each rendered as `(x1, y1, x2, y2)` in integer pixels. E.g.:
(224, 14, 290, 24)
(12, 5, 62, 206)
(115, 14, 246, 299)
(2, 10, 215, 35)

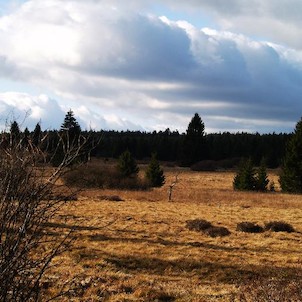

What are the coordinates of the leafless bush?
(264, 221, 295, 233)
(236, 222, 264, 233)
(63, 162, 150, 190)
(98, 195, 124, 202)
(203, 226, 231, 237)
(0, 129, 92, 301)
(186, 219, 230, 237)
(186, 219, 213, 232)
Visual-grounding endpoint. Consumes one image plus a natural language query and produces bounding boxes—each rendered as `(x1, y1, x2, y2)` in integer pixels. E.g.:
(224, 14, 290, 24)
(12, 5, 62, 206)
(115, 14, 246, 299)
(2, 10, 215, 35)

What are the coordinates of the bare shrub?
(98, 195, 124, 202)
(264, 221, 295, 233)
(203, 226, 231, 237)
(63, 162, 150, 190)
(186, 219, 212, 232)
(0, 128, 92, 301)
(236, 222, 264, 233)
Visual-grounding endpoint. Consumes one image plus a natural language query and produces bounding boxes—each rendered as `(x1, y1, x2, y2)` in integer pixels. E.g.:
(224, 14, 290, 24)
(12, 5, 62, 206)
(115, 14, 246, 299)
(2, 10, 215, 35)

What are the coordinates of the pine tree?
(233, 158, 256, 191)
(22, 127, 30, 148)
(145, 153, 165, 187)
(255, 158, 269, 191)
(117, 150, 139, 178)
(182, 113, 206, 166)
(10, 121, 20, 146)
(61, 110, 81, 131)
(280, 117, 302, 193)
(32, 123, 42, 147)
(51, 110, 82, 166)
(61, 109, 81, 144)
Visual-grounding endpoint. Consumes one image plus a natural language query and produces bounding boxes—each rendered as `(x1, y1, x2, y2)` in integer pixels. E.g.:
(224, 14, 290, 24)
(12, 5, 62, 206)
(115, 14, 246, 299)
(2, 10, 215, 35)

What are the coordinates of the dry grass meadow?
(43, 164, 302, 301)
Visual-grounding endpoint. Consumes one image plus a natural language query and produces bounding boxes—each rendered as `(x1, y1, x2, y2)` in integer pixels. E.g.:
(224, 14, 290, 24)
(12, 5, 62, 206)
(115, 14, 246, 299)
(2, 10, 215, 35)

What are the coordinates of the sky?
(0, 0, 301, 133)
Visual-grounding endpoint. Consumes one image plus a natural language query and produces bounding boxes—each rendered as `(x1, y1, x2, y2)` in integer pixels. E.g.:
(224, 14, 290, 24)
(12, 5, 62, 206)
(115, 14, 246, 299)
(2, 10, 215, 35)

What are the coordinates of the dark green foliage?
(117, 150, 139, 178)
(52, 110, 83, 166)
(264, 221, 295, 233)
(236, 222, 264, 233)
(182, 113, 206, 166)
(22, 127, 30, 147)
(32, 122, 42, 146)
(186, 113, 205, 136)
(255, 158, 269, 191)
(234, 158, 270, 192)
(61, 109, 81, 133)
(233, 158, 256, 191)
(61, 109, 82, 147)
(280, 117, 302, 193)
(185, 219, 212, 232)
(145, 153, 165, 187)
(10, 120, 20, 145)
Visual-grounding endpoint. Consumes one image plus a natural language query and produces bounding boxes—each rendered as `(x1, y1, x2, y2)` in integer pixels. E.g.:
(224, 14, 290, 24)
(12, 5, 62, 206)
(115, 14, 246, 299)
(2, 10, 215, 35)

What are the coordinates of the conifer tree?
(280, 117, 302, 193)
(10, 121, 20, 146)
(22, 127, 30, 148)
(61, 109, 81, 145)
(32, 122, 42, 147)
(117, 150, 139, 178)
(255, 158, 269, 191)
(145, 153, 165, 187)
(182, 113, 206, 166)
(233, 158, 256, 191)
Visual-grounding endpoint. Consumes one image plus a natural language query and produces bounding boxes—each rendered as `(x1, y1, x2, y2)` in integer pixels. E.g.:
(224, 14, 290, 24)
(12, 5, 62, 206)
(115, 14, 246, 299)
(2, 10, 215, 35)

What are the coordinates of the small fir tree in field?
(145, 153, 165, 187)
(280, 117, 302, 193)
(255, 158, 269, 191)
(233, 158, 256, 191)
(117, 150, 139, 178)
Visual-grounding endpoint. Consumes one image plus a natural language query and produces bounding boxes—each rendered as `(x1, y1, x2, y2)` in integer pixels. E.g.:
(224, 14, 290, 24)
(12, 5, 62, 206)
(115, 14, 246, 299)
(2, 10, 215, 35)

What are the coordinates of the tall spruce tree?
(182, 113, 206, 166)
(280, 117, 302, 193)
(51, 110, 82, 166)
(32, 123, 42, 147)
(61, 109, 81, 143)
(10, 121, 20, 146)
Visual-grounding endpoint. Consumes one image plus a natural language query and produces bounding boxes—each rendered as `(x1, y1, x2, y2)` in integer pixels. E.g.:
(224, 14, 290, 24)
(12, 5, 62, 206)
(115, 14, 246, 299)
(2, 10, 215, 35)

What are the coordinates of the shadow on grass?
(102, 253, 302, 285)
(42, 222, 101, 231)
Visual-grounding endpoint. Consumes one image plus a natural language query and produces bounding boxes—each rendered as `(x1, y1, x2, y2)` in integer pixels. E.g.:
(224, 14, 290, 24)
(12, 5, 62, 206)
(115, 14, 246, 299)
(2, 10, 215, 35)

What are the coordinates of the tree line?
(7, 111, 290, 168)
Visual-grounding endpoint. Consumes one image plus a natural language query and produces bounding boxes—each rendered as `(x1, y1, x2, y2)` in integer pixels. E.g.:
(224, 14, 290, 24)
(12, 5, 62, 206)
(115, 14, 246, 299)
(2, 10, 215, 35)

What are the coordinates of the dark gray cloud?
(0, 0, 301, 133)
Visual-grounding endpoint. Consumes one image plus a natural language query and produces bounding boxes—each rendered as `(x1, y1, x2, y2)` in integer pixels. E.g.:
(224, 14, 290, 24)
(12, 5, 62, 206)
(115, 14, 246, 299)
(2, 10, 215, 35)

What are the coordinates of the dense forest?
(89, 130, 289, 168)
(7, 111, 291, 169)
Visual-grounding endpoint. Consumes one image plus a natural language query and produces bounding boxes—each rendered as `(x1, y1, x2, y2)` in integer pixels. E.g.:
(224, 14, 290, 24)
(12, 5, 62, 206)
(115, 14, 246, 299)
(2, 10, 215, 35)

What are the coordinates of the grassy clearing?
(43, 167, 302, 301)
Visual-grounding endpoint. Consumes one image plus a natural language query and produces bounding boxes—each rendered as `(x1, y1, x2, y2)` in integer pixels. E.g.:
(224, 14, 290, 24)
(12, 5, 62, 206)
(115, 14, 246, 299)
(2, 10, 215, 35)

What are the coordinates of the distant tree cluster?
(117, 150, 165, 188)
(233, 158, 269, 192)
(6, 110, 302, 194)
(90, 114, 289, 169)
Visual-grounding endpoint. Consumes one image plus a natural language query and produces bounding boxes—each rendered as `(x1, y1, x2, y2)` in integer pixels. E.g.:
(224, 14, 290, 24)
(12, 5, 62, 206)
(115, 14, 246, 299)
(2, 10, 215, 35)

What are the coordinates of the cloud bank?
(0, 0, 301, 133)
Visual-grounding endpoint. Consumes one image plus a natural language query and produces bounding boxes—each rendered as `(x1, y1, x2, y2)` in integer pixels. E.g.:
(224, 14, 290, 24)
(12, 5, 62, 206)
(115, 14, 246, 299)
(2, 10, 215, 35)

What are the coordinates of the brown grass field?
(43, 165, 302, 301)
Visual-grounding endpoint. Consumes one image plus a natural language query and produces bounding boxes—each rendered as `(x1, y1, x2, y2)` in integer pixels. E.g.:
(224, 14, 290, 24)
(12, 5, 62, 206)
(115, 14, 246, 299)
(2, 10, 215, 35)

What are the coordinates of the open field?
(44, 167, 302, 301)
